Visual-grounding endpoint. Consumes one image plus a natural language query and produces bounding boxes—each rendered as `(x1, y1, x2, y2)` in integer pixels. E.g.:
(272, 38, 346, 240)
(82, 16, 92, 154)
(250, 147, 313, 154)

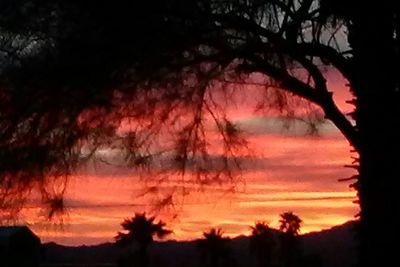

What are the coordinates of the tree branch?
(212, 12, 353, 82)
(296, 43, 353, 81)
(242, 56, 359, 150)
(209, 13, 359, 149)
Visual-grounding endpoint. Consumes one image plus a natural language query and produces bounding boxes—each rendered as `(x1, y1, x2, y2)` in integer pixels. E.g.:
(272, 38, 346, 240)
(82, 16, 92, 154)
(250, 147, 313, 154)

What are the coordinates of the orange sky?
(21, 70, 358, 246)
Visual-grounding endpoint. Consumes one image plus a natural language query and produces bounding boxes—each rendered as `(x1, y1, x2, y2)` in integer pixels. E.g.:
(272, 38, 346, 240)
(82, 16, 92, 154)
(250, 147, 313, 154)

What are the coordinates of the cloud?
(27, 112, 357, 246)
(235, 116, 339, 136)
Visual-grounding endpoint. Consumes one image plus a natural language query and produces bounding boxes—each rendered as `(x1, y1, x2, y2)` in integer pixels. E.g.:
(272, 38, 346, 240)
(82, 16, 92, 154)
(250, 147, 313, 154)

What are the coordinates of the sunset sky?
(23, 70, 358, 246)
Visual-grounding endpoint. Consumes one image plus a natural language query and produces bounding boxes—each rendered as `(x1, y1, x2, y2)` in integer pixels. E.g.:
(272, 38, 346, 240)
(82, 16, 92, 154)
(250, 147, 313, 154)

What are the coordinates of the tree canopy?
(1, 1, 400, 265)
(249, 222, 276, 267)
(115, 212, 172, 247)
(0, 0, 356, 215)
(197, 228, 231, 267)
(279, 212, 302, 236)
(115, 212, 172, 267)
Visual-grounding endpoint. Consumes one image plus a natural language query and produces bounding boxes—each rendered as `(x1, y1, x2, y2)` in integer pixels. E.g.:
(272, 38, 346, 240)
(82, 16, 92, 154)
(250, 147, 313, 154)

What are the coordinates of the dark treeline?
(114, 212, 324, 267)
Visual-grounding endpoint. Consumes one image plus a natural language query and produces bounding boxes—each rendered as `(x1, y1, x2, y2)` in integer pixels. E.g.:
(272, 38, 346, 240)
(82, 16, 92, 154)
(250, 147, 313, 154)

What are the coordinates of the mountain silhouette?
(42, 221, 357, 267)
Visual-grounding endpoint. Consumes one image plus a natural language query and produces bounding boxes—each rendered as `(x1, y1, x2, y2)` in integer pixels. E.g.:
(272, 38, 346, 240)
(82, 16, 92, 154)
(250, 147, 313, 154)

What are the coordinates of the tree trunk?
(349, 3, 400, 266)
(138, 244, 149, 267)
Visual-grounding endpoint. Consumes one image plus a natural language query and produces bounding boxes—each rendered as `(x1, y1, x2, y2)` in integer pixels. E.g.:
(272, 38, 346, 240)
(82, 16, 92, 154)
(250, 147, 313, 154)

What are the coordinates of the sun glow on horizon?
(25, 130, 358, 246)
(15, 71, 359, 246)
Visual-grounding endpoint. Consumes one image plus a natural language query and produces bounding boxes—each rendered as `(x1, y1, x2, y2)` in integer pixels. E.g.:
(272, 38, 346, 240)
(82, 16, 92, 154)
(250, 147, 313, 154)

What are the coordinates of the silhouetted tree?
(278, 212, 302, 267)
(1, 1, 399, 266)
(279, 212, 302, 237)
(249, 222, 276, 267)
(115, 212, 172, 267)
(197, 228, 231, 267)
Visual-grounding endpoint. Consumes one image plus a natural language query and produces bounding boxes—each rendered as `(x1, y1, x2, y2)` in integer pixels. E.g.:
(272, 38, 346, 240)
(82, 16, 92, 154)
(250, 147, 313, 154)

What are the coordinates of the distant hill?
(301, 221, 358, 267)
(42, 221, 358, 267)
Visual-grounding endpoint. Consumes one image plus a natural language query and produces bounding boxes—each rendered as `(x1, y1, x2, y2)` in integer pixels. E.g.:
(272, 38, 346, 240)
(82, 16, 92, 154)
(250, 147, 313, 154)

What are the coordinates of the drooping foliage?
(0, 0, 352, 217)
(2, 1, 400, 266)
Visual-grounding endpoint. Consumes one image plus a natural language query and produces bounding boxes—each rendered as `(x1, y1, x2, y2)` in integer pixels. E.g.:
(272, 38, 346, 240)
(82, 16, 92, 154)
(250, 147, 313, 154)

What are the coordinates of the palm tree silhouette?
(115, 212, 172, 267)
(279, 212, 302, 236)
(197, 228, 231, 267)
(278, 212, 302, 267)
(249, 222, 276, 267)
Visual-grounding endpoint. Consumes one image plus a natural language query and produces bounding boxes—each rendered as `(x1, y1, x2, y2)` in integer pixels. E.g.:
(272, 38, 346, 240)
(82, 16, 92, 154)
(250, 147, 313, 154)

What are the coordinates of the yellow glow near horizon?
(20, 71, 359, 246)
(25, 132, 358, 246)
